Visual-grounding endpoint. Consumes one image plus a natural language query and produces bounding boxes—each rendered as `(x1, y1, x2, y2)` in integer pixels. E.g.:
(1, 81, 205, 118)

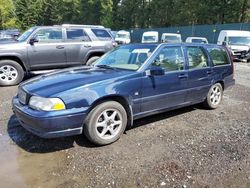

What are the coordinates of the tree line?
(0, 0, 249, 31)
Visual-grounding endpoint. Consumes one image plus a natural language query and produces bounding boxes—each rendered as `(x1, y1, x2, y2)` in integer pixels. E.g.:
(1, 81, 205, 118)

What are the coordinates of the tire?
(203, 83, 223, 109)
(86, 56, 100, 66)
(0, 60, 24, 86)
(84, 101, 127, 145)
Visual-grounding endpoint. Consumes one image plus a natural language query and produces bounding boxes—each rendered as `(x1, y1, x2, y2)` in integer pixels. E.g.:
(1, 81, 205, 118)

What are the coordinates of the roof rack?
(61, 24, 104, 28)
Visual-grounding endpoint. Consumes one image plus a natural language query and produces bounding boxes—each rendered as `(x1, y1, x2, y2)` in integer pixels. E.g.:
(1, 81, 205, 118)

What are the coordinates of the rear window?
(91, 29, 112, 40)
(207, 47, 230, 66)
(66, 29, 90, 41)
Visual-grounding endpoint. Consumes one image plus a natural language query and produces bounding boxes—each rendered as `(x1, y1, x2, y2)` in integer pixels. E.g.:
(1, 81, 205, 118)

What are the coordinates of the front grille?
(18, 89, 27, 105)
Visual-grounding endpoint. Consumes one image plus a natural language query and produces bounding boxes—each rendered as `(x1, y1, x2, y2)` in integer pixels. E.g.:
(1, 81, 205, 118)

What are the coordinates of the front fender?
(0, 52, 29, 70)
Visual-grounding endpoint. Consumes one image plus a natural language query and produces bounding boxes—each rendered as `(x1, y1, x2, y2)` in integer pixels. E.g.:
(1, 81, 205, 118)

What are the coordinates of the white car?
(186, 37, 208, 44)
(217, 30, 250, 60)
(115, 30, 131, 44)
(161, 33, 182, 43)
(142, 31, 159, 43)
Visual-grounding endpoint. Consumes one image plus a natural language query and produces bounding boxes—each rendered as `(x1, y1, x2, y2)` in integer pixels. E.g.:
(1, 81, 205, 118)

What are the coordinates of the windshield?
(18, 27, 36, 42)
(116, 33, 129, 39)
(192, 39, 207, 43)
(163, 36, 181, 43)
(94, 44, 157, 71)
(228, 36, 250, 46)
(143, 36, 157, 42)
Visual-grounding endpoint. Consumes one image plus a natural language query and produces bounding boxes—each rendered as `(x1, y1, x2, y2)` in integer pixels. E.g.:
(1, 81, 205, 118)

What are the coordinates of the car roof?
(129, 43, 220, 48)
(143, 31, 159, 35)
(186, 37, 207, 40)
(162, 33, 181, 36)
(220, 30, 250, 36)
(32, 25, 108, 30)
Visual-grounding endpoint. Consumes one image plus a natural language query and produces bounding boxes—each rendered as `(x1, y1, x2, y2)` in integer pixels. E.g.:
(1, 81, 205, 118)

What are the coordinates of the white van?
(142, 31, 159, 43)
(217, 30, 250, 60)
(186, 37, 208, 44)
(115, 30, 131, 44)
(161, 33, 182, 43)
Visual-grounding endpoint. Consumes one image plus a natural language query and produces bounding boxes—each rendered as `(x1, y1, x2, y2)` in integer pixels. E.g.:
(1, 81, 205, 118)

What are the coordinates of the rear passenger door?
(207, 47, 234, 88)
(64, 28, 92, 66)
(185, 46, 213, 102)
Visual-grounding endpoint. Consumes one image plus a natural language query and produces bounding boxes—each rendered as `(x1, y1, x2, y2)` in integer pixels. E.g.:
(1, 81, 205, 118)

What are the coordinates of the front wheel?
(0, 60, 24, 86)
(84, 101, 127, 145)
(86, 56, 100, 66)
(203, 83, 223, 109)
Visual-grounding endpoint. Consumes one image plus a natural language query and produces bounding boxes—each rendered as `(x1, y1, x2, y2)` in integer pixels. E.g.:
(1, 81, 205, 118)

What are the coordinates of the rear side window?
(187, 47, 209, 69)
(207, 47, 230, 66)
(91, 29, 112, 40)
(66, 29, 90, 41)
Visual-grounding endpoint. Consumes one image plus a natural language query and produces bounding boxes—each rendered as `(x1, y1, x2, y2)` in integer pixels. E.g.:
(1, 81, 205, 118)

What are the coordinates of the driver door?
(27, 27, 67, 70)
(141, 46, 189, 112)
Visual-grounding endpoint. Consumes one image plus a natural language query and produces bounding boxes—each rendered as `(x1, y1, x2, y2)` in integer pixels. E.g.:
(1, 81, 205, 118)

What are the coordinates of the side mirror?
(222, 41, 227, 46)
(145, 66, 165, 76)
(29, 38, 38, 45)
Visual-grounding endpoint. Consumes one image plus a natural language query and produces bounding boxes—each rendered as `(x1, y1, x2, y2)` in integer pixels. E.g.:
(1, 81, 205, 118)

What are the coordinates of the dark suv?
(13, 43, 235, 145)
(0, 24, 115, 86)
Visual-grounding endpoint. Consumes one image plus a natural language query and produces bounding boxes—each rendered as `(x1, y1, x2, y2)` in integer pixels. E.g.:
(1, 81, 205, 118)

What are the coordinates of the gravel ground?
(0, 63, 249, 188)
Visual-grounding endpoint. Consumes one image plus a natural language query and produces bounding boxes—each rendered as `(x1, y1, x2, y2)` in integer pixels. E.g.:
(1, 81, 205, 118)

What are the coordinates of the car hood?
(21, 66, 136, 97)
(115, 38, 129, 41)
(0, 41, 24, 50)
(230, 45, 249, 52)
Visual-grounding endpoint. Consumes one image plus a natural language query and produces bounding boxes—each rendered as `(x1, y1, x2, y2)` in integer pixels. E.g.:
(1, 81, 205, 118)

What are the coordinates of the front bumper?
(12, 97, 88, 138)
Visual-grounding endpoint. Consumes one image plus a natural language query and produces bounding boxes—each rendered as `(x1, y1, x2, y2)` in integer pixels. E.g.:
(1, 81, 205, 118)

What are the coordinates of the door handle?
(56, 45, 65, 49)
(178, 74, 188, 79)
(206, 70, 213, 75)
(84, 44, 92, 48)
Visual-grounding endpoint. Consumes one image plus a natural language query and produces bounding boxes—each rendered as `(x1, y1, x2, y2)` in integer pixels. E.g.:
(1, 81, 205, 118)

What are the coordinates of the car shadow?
(8, 104, 205, 153)
(129, 104, 201, 131)
(7, 115, 96, 154)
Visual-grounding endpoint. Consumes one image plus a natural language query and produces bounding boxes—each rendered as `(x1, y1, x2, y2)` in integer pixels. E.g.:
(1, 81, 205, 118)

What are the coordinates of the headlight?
(29, 96, 66, 111)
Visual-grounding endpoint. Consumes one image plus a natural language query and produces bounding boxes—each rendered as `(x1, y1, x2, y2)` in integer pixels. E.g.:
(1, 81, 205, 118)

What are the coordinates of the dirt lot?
(0, 63, 250, 188)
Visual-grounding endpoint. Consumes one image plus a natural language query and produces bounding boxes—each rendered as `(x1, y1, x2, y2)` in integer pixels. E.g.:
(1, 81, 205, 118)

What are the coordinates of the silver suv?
(0, 24, 116, 86)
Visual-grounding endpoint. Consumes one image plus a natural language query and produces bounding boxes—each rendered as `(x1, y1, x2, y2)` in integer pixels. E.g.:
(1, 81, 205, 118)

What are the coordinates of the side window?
(208, 47, 230, 66)
(34, 28, 62, 43)
(91, 29, 112, 40)
(66, 28, 90, 41)
(152, 46, 185, 72)
(187, 47, 209, 69)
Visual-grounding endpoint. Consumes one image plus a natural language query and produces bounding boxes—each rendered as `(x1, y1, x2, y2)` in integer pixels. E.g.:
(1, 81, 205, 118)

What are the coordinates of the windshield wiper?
(95, 65, 115, 70)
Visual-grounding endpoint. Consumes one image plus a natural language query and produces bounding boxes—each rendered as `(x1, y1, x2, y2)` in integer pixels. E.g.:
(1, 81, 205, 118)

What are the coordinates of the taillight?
(225, 46, 235, 77)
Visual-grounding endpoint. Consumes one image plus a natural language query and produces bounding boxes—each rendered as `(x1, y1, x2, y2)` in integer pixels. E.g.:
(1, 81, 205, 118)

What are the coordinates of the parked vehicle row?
(13, 43, 235, 145)
(137, 29, 250, 62)
(0, 24, 116, 86)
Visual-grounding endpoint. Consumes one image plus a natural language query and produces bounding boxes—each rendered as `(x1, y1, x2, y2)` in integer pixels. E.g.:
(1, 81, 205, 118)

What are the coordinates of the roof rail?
(62, 24, 104, 28)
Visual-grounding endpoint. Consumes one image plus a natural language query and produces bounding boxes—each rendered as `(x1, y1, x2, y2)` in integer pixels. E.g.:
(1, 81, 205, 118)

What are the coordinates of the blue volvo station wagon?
(12, 43, 235, 145)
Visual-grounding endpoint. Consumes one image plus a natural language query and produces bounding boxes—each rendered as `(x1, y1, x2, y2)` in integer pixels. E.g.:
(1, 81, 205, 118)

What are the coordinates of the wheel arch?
(88, 95, 133, 128)
(84, 51, 105, 64)
(0, 56, 27, 71)
(215, 80, 224, 90)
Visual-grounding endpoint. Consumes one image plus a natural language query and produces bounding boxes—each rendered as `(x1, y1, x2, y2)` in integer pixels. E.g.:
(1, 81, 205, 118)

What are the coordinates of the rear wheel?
(0, 60, 24, 86)
(84, 101, 127, 145)
(86, 56, 100, 66)
(203, 83, 223, 109)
